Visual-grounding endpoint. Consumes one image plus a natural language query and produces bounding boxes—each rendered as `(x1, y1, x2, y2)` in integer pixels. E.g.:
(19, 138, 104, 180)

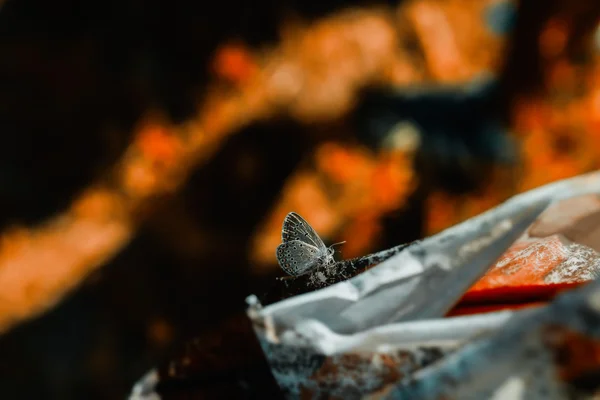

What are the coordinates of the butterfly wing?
(276, 240, 322, 276)
(281, 212, 327, 252)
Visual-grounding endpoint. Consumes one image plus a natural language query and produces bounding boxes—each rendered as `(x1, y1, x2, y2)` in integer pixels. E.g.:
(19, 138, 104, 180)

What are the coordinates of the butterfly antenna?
(329, 241, 346, 255)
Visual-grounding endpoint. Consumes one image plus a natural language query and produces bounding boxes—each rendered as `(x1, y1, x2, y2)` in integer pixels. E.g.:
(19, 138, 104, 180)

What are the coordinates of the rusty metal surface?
(244, 172, 600, 399)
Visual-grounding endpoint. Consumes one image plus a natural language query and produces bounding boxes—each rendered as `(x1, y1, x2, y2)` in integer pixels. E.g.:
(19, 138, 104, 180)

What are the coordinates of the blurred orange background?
(0, 0, 599, 397)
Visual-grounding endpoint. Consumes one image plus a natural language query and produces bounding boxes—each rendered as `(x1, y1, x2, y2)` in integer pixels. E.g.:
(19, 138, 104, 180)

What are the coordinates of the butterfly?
(275, 212, 343, 276)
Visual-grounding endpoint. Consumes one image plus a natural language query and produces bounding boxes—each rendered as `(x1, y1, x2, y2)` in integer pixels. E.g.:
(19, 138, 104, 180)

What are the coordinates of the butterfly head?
(321, 247, 335, 265)
(326, 241, 346, 261)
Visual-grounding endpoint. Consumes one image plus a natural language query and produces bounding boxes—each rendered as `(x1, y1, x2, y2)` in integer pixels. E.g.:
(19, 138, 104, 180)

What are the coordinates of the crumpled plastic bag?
(246, 171, 600, 399)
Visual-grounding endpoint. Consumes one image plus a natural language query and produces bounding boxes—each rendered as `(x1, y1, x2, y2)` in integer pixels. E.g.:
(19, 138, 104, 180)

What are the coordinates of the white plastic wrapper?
(374, 277, 600, 399)
(246, 171, 600, 398)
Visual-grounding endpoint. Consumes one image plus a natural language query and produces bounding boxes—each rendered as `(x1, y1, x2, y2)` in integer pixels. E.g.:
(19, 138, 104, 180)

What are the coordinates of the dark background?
(0, 0, 598, 398)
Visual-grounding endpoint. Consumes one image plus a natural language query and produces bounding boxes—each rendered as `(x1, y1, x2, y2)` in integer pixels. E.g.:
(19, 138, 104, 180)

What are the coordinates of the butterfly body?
(276, 212, 336, 276)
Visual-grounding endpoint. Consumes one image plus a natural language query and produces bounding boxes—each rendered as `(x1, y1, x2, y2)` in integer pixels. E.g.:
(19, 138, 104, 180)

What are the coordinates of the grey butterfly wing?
(276, 240, 322, 276)
(281, 212, 327, 251)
